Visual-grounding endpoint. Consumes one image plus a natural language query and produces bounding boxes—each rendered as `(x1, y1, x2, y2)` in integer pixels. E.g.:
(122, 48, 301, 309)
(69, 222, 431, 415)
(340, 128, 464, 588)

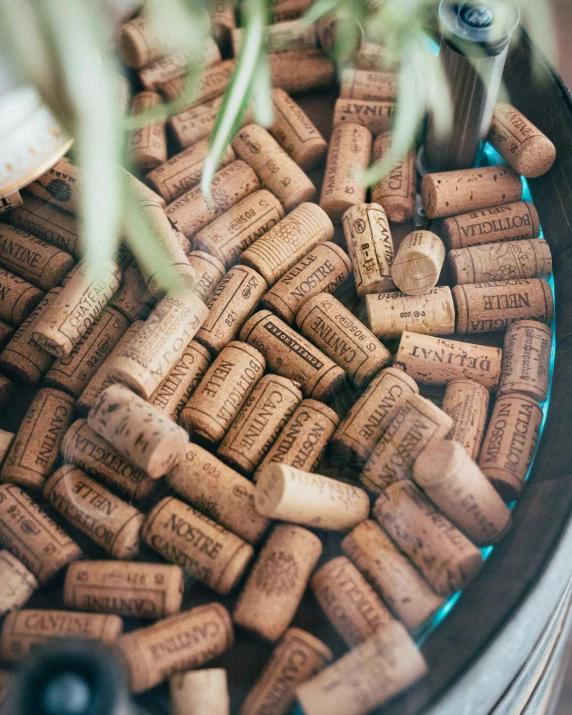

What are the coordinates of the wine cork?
(239, 202, 334, 286)
(453, 278, 553, 334)
(240, 310, 346, 401)
(366, 287, 456, 340)
(269, 49, 334, 94)
(233, 20, 316, 55)
(262, 243, 351, 325)
(64, 560, 184, 619)
(127, 91, 167, 170)
(108, 290, 208, 399)
(44, 306, 128, 397)
(256, 464, 369, 531)
(0, 551, 37, 615)
(391, 230, 446, 295)
(165, 161, 260, 239)
(422, 165, 522, 219)
(254, 399, 339, 480)
(116, 603, 233, 692)
(0, 268, 43, 327)
(88, 384, 188, 478)
(44, 466, 145, 559)
(374, 481, 483, 596)
(0, 379, 11, 413)
(139, 40, 222, 89)
(0, 609, 122, 664)
(218, 375, 302, 474)
(319, 124, 372, 222)
(194, 190, 285, 269)
(359, 394, 453, 493)
(413, 440, 511, 546)
(146, 139, 235, 203)
(478, 392, 543, 501)
(166, 442, 270, 544)
(161, 59, 235, 107)
(342, 202, 395, 296)
(271, 0, 313, 22)
(296, 620, 428, 715)
(0, 432, 13, 470)
(0, 484, 81, 584)
(109, 261, 154, 321)
(143, 496, 254, 594)
(212, 0, 236, 44)
(240, 628, 331, 715)
(441, 201, 541, 250)
(120, 166, 167, 208)
(169, 95, 225, 148)
(61, 419, 158, 503)
(0, 191, 22, 213)
(339, 68, 398, 101)
(187, 251, 226, 301)
(354, 42, 399, 71)
(489, 104, 556, 178)
(149, 341, 211, 421)
(171, 669, 230, 715)
(394, 331, 502, 390)
(1, 387, 74, 490)
(311, 556, 393, 648)
(233, 523, 322, 642)
(297, 293, 390, 386)
(180, 341, 265, 444)
(118, 16, 168, 68)
(0, 323, 13, 351)
(31, 261, 121, 357)
(26, 159, 81, 213)
(498, 320, 551, 401)
(442, 379, 489, 460)
(269, 89, 328, 170)
(371, 132, 415, 222)
(332, 99, 396, 135)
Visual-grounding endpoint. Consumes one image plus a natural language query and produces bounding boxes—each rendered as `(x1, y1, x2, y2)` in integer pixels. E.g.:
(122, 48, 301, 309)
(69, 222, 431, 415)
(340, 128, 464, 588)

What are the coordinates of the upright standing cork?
(143, 497, 254, 594)
(391, 230, 445, 295)
(169, 95, 226, 148)
(109, 261, 155, 322)
(218, 375, 302, 474)
(442, 379, 490, 460)
(115, 604, 233, 692)
(342, 202, 395, 296)
(297, 293, 390, 386)
(478, 392, 543, 501)
(394, 331, 503, 390)
(64, 561, 183, 619)
(233, 523, 322, 642)
(1, 387, 74, 490)
(366, 287, 456, 340)
(180, 341, 265, 444)
(297, 621, 428, 715)
(441, 201, 541, 250)
(371, 132, 415, 222)
(194, 190, 285, 268)
(44, 466, 145, 559)
(319, 124, 372, 222)
(0, 551, 37, 615)
(359, 394, 453, 493)
(61, 419, 158, 503)
(88, 384, 188, 478)
(26, 159, 81, 212)
(269, 50, 334, 94)
(171, 669, 230, 715)
(453, 278, 553, 334)
(0, 268, 43, 326)
(339, 69, 398, 101)
(166, 442, 270, 543)
(333, 99, 396, 136)
(489, 104, 556, 178)
(118, 16, 169, 68)
(332, 367, 419, 467)
(127, 91, 167, 170)
(233, 20, 317, 55)
(374, 481, 483, 596)
(240, 310, 346, 401)
(499, 320, 551, 401)
(239, 202, 334, 286)
(422, 165, 522, 219)
(187, 251, 226, 301)
(240, 628, 331, 715)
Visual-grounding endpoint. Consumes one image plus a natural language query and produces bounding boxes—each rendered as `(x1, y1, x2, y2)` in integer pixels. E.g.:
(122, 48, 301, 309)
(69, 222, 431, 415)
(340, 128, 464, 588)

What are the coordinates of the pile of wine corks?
(0, 4, 557, 715)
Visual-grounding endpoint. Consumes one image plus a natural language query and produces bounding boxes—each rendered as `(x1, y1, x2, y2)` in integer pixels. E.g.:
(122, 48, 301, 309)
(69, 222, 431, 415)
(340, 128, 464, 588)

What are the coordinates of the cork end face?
(111, 512, 145, 560)
(413, 439, 460, 488)
(217, 542, 254, 595)
(118, 26, 145, 69)
(310, 365, 346, 402)
(145, 428, 189, 479)
(421, 174, 438, 219)
(254, 464, 287, 518)
(487, 474, 521, 503)
(516, 137, 557, 178)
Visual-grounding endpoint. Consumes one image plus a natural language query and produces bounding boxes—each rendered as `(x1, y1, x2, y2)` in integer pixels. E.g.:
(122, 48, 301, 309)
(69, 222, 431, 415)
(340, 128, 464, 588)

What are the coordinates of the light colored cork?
(139, 38, 221, 89)
(0, 431, 13, 470)
(187, 251, 226, 301)
(109, 260, 154, 321)
(143, 496, 254, 594)
(319, 124, 372, 222)
(166, 442, 270, 543)
(394, 331, 502, 390)
(233, 19, 317, 55)
(371, 132, 415, 223)
(171, 669, 230, 715)
(354, 42, 399, 71)
(115, 603, 233, 692)
(478, 392, 543, 501)
(453, 278, 553, 334)
(240, 628, 331, 715)
(442, 379, 489, 460)
(239, 202, 334, 286)
(374, 481, 483, 596)
(0, 268, 43, 327)
(366, 287, 455, 340)
(161, 59, 235, 108)
(118, 17, 167, 68)
(44, 466, 145, 559)
(342, 202, 395, 296)
(233, 523, 322, 642)
(0, 551, 37, 615)
(169, 95, 226, 148)
(119, 166, 166, 207)
(422, 165, 522, 219)
(489, 104, 556, 178)
(339, 68, 398, 101)
(499, 320, 551, 401)
(269, 50, 334, 94)
(240, 310, 346, 401)
(127, 91, 167, 170)
(6, 195, 80, 256)
(64, 560, 184, 619)
(1, 387, 74, 490)
(391, 230, 445, 295)
(0, 191, 22, 213)
(26, 159, 81, 213)
(333, 98, 396, 136)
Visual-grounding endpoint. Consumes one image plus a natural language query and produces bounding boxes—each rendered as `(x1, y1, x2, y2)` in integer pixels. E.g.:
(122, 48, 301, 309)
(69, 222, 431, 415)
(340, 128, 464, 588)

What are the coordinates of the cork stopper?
(391, 230, 445, 295)
(269, 49, 334, 94)
(372, 132, 415, 223)
(0, 430, 13, 469)
(333, 99, 396, 136)
(118, 17, 166, 68)
(0, 268, 43, 327)
(234, 19, 318, 55)
(169, 95, 225, 149)
(187, 251, 226, 301)
(161, 59, 236, 107)
(127, 91, 167, 170)
(0, 191, 22, 213)
(498, 320, 552, 401)
(0, 551, 38, 615)
(339, 68, 398, 101)
(441, 379, 490, 460)
(27, 159, 81, 213)
(170, 669, 230, 715)
(139, 40, 221, 89)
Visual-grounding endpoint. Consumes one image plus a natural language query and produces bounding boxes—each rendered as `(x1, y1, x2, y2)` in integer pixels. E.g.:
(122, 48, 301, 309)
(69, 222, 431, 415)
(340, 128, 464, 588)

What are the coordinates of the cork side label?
(263, 320, 324, 370)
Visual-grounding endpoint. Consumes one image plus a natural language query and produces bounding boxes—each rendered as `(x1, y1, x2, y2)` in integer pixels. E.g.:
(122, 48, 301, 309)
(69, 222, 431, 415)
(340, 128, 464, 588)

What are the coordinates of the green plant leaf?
(251, 52, 274, 127)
